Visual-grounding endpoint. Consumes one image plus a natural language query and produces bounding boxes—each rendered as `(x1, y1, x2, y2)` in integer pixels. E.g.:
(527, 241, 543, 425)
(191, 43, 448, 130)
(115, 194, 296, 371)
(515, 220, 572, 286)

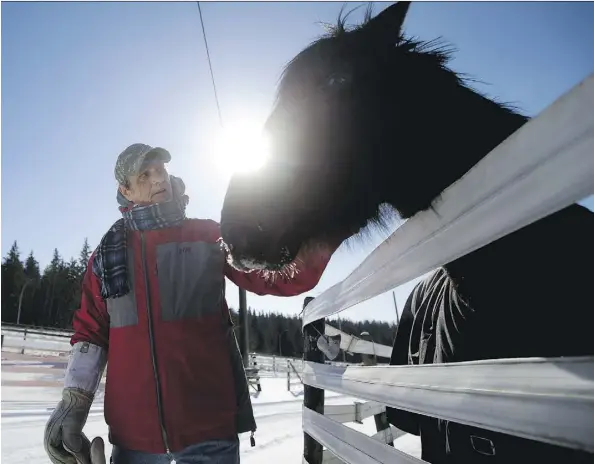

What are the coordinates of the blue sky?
(2, 2, 593, 323)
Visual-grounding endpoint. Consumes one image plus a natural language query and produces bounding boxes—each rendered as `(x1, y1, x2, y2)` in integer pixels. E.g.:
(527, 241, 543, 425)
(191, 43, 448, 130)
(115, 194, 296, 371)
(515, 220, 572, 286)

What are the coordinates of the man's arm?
(71, 254, 109, 349)
(45, 255, 109, 464)
(201, 218, 339, 297)
(67, 254, 109, 393)
(224, 245, 336, 297)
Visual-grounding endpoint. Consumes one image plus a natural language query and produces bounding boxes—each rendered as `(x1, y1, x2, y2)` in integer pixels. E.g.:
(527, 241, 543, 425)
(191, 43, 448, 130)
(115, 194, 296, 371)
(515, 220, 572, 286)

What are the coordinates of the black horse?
(220, 3, 594, 463)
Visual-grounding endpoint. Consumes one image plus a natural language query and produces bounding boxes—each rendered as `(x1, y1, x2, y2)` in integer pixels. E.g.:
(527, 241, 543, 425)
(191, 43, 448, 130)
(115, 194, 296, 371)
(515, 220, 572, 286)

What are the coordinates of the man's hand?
(44, 388, 94, 464)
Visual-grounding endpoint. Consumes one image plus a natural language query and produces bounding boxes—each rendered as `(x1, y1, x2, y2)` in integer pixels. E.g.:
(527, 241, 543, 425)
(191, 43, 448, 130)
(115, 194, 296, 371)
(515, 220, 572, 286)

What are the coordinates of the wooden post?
(303, 296, 325, 464)
(238, 288, 248, 367)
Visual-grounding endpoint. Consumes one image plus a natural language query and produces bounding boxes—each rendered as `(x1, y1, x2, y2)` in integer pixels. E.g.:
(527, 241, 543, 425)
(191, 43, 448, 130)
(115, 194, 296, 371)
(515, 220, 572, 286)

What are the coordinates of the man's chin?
(151, 191, 171, 203)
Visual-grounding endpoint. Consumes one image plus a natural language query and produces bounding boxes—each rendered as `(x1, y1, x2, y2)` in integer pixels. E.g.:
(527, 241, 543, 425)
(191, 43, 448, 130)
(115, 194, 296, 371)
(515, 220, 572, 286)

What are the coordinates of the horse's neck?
(426, 93, 530, 294)
(440, 92, 528, 181)
(442, 204, 594, 306)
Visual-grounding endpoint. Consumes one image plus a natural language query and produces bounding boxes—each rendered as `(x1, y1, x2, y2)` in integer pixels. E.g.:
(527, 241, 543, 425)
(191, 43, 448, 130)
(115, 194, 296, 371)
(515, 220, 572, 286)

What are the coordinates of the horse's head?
(221, 2, 527, 271)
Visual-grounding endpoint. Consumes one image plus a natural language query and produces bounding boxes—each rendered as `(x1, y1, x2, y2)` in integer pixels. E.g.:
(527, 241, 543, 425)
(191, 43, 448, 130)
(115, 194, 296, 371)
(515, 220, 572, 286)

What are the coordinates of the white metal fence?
(299, 74, 594, 464)
(1, 323, 73, 356)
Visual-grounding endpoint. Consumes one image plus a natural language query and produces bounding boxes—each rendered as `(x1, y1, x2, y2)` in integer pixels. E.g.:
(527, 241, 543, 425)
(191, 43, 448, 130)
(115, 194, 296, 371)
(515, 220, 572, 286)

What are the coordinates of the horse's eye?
(326, 74, 350, 88)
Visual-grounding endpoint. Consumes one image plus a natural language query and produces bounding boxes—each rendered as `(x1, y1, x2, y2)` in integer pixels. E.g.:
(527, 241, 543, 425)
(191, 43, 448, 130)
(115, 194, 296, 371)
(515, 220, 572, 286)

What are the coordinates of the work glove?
(90, 437, 107, 464)
(45, 341, 108, 464)
(44, 387, 94, 464)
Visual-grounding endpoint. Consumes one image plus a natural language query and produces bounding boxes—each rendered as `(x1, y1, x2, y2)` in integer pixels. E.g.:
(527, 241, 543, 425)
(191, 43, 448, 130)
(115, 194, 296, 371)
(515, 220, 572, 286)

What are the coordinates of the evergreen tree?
(20, 251, 41, 325)
(40, 249, 65, 326)
(24, 251, 41, 280)
(1, 241, 26, 323)
(78, 237, 92, 274)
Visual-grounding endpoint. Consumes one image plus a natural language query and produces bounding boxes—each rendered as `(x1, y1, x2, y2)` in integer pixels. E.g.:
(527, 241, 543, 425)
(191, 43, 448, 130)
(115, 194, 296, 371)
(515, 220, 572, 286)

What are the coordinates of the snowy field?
(1, 350, 422, 463)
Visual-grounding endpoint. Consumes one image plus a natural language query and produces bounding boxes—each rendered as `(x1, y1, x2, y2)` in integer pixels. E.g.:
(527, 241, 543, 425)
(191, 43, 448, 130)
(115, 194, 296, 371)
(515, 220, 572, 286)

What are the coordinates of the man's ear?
(118, 184, 131, 201)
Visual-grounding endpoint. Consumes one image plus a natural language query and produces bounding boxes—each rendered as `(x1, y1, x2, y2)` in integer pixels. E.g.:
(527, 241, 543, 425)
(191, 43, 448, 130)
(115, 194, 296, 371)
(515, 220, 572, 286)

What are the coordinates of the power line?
(196, 1, 223, 128)
(196, 1, 250, 366)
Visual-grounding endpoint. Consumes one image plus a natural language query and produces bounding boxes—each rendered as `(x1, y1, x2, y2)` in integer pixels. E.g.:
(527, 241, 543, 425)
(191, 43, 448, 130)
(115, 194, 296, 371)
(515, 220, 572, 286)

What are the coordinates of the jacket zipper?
(140, 232, 174, 461)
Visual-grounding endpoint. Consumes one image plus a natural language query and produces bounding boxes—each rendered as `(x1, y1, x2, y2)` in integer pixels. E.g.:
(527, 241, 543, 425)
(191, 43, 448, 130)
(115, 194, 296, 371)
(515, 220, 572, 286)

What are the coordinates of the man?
(44, 143, 336, 464)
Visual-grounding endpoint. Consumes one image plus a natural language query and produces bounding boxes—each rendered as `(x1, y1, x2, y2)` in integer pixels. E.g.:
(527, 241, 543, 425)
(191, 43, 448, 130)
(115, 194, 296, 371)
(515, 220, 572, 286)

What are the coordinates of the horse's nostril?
(221, 225, 251, 253)
(221, 221, 294, 269)
(223, 222, 270, 253)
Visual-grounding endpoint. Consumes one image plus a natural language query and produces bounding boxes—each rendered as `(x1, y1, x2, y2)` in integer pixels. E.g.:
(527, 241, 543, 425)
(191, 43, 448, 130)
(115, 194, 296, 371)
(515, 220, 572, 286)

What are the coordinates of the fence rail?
(287, 359, 304, 391)
(325, 401, 386, 424)
(1, 322, 73, 337)
(325, 325, 391, 359)
(304, 407, 423, 464)
(303, 357, 594, 452)
(1, 324, 73, 355)
(300, 74, 594, 464)
(321, 401, 405, 464)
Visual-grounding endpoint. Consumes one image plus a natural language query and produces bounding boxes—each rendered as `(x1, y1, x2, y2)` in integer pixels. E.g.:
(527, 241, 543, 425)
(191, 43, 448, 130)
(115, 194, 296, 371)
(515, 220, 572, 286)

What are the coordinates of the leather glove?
(44, 387, 94, 464)
(90, 437, 106, 464)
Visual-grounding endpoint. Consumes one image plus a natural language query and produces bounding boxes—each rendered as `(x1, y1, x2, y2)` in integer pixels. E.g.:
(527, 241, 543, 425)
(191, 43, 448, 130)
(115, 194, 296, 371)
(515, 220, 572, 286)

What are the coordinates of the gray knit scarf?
(92, 176, 189, 299)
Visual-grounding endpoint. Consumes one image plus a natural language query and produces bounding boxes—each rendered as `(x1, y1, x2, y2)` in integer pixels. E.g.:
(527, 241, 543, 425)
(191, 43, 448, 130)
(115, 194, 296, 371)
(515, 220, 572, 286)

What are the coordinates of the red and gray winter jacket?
(71, 218, 333, 454)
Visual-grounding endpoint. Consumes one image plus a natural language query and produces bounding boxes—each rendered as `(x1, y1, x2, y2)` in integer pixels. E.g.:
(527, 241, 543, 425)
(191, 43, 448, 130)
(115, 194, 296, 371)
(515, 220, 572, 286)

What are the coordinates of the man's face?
(119, 160, 172, 205)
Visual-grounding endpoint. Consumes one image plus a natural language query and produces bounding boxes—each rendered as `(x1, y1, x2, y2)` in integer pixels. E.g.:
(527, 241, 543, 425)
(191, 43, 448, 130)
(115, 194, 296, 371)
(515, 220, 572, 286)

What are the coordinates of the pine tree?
(41, 248, 64, 326)
(19, 251, 41, 325)
(1, 241, 26, 323)
(78, 237, 92, 275)
(24, 251, 41, 280)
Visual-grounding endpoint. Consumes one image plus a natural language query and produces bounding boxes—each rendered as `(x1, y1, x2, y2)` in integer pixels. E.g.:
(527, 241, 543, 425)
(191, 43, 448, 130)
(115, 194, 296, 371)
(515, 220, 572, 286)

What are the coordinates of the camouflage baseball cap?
(114, 143, 172, 185)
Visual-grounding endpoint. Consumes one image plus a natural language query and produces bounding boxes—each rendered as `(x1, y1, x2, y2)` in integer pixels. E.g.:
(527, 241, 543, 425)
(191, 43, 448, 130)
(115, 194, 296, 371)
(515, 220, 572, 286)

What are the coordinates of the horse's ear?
(362, 2, 411, 45)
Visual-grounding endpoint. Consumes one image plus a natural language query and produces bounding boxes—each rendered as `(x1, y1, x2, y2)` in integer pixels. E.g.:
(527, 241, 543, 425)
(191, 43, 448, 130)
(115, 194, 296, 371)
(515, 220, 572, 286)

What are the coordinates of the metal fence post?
(238, 288, 249, 367)
(252, 354, 262, 392)
(21, 328, 28, 355)
(287, 359, 291, 391)
(303, 296, 325, 464)
(374, 410, 394, 446)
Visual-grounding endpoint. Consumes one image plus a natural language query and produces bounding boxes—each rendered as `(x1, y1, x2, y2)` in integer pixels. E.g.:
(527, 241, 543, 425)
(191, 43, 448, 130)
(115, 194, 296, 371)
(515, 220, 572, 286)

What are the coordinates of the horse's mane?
(277, 3, 525, 117)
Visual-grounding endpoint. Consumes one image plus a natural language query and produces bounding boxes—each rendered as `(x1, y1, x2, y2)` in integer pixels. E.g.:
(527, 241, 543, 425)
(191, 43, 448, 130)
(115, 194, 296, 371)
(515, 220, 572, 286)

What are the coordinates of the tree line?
(2, 240, 91, 329)
(237, 309, 396, 362)
(2, 240, 396, 360)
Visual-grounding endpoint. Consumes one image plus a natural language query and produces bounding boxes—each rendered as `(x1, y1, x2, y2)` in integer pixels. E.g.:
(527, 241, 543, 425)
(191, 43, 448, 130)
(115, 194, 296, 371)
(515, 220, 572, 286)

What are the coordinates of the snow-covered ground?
(1, 351, 422, 463)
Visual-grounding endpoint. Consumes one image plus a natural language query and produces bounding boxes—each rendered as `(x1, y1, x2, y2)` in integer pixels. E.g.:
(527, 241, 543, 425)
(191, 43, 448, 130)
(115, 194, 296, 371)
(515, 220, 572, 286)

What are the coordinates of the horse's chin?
(221, 239, 302, 274)
(227, 256, 273, 272)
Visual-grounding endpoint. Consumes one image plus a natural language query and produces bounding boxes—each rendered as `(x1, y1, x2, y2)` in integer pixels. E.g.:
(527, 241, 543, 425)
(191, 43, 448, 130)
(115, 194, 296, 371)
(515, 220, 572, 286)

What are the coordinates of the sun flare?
(211, 122, 271, 175)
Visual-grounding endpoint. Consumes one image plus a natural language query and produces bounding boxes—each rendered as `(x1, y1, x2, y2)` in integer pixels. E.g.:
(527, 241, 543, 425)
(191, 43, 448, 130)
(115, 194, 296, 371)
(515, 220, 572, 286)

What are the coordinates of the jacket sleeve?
(70, 253, 110, 350)
(224, 247, 334, 297)
(200, 218, 337, 297)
